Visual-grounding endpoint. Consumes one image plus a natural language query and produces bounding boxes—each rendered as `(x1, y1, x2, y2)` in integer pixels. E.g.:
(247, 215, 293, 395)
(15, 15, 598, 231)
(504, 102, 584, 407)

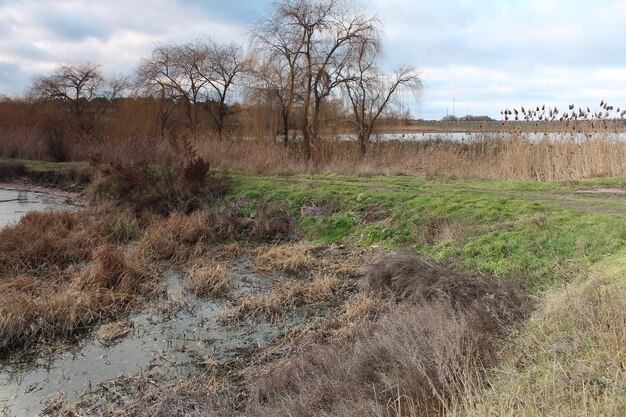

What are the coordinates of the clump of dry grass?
(244, 251, 528, 417)
(0, 207, 154, 353)
(134, 210, 213, 263)
(255, 242, 318, 274)
(342, 294, 384, 319)
(186, 262, 231, 297)
(223, 273, 347, 323)
(0, 206, 139, 276)
(246, 301, 505, 417)
(362, 251, 528, 323)
(71, 245, 152, 293)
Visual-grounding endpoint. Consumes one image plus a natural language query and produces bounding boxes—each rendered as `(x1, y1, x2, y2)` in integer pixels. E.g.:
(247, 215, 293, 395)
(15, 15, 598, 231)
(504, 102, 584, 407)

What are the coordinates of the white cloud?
(0, 0, 625, 120)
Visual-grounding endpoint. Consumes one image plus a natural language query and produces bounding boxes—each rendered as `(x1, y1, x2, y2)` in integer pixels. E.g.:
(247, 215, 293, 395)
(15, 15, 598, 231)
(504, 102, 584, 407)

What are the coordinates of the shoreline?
(0, 180, 89, 207)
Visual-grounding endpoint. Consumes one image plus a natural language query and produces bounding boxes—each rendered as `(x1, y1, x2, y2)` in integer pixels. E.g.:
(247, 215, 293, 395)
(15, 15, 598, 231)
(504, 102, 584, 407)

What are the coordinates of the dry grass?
(134, 210, 213, 263)
(0, 244, 156, 352)
(246, 301, 508, 417)
(0, 206, 159, 353)
(194, 135, 626, 181)
(363, 251, 528, 321)
(343, 294, 384, 319)
(223, 273, 347, 323)
(0, 206, 139, 276)
(244, 251, 528, 417)
(186, 261, 231, 297)
(255, 242, 319, 274)
(450, 257, 626, 417)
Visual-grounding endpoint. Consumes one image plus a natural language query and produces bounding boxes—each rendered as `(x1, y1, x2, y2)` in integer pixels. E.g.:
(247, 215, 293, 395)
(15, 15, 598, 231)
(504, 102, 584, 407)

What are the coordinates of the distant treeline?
(0, 0, 422, 161)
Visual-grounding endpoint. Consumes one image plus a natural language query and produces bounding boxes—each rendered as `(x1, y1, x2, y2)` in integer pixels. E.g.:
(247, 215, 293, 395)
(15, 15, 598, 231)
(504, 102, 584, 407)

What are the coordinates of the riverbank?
(0, 159, 624, 416)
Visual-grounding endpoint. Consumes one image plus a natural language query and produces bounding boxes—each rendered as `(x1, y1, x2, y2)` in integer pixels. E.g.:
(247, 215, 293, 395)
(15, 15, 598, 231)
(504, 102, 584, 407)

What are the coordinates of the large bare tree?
(250, 10, 305, 145)
(202, 41, 246, 139)
(31, 63, 103, 123)
(251, 0, 379, 158)
(344, 39, 421, 154)
(137, 42, 209, 137)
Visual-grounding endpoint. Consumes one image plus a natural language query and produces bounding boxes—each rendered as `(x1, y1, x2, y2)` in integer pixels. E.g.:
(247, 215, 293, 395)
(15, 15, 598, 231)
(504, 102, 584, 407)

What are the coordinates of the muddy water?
(0, 188, 78, 229)
(0, 268, 289, 417)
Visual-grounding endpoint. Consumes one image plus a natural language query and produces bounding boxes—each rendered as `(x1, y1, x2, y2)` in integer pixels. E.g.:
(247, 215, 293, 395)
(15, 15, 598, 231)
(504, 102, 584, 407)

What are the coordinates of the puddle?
(0, 188, 78, 229)
(0, 268, 291, 417)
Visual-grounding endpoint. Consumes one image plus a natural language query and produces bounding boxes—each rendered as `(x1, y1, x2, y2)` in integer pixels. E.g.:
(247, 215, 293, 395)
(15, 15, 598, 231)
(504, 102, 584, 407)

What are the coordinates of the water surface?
(0, 188, 77, 229)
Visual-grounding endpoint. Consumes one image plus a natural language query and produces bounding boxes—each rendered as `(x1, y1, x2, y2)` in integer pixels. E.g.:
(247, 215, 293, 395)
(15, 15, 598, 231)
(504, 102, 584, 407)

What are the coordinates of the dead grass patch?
(343, 294, 384, 320)
(223, 273, 348, 323)
(0, 208, 156, 353)
(255, 242, 318, 274)
(244, 251, 528, 417)
(451, 271, 626, 417)
(0, 206, 139, 276)
(186, 262, 231, 297)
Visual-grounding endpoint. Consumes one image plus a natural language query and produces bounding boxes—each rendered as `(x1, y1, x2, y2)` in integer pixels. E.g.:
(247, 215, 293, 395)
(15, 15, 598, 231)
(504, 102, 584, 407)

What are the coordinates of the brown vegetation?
(245, 252, 529, 417)
(186, 262, 231, 297)
(0, 207, 156, 353)
(255, 242, 318, 274)
(223, 273, 347, 323)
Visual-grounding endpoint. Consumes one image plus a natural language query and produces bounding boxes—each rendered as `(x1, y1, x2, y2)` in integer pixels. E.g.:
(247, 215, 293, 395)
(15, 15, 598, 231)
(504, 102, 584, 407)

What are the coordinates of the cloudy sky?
(1, 0, 625, 119)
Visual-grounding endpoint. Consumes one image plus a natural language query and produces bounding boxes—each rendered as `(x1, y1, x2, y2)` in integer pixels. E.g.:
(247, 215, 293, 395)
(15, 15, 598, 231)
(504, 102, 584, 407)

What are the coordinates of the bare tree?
(250, 11, 305, 144)
(344, 40, 421, 154)
(138, 40, 244, 139)
(30, 63, 104, 125)
(252, 0, 378, 158)
(202, 41, 246, 139)
(138, 42, 210, 137)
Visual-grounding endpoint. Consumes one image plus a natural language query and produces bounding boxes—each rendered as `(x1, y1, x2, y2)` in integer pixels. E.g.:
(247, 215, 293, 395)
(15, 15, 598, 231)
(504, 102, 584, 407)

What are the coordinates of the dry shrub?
(186, 262, 231, 297)
(245, 252, 528, 417)
(88, 158, 231, 215)
(255, 242, 318, 274)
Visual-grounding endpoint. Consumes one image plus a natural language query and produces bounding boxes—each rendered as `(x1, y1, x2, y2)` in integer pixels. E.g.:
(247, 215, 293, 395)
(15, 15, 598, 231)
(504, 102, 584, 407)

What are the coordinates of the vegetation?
(0, 0, 624, 415)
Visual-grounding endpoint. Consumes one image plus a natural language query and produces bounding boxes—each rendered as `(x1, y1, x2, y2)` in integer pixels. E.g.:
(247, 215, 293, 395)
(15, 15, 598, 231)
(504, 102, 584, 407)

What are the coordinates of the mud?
(0, 265, 297, 417)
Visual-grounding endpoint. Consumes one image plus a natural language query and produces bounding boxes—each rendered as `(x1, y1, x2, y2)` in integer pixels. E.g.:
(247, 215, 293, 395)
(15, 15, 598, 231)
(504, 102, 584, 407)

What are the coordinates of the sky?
(1, 0, 626, 120)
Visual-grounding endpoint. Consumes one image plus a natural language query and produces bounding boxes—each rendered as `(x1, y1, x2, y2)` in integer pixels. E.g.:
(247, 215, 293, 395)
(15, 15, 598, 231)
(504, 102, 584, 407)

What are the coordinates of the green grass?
(229, 171, 626, 293)
(0, 158, 89, 172)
